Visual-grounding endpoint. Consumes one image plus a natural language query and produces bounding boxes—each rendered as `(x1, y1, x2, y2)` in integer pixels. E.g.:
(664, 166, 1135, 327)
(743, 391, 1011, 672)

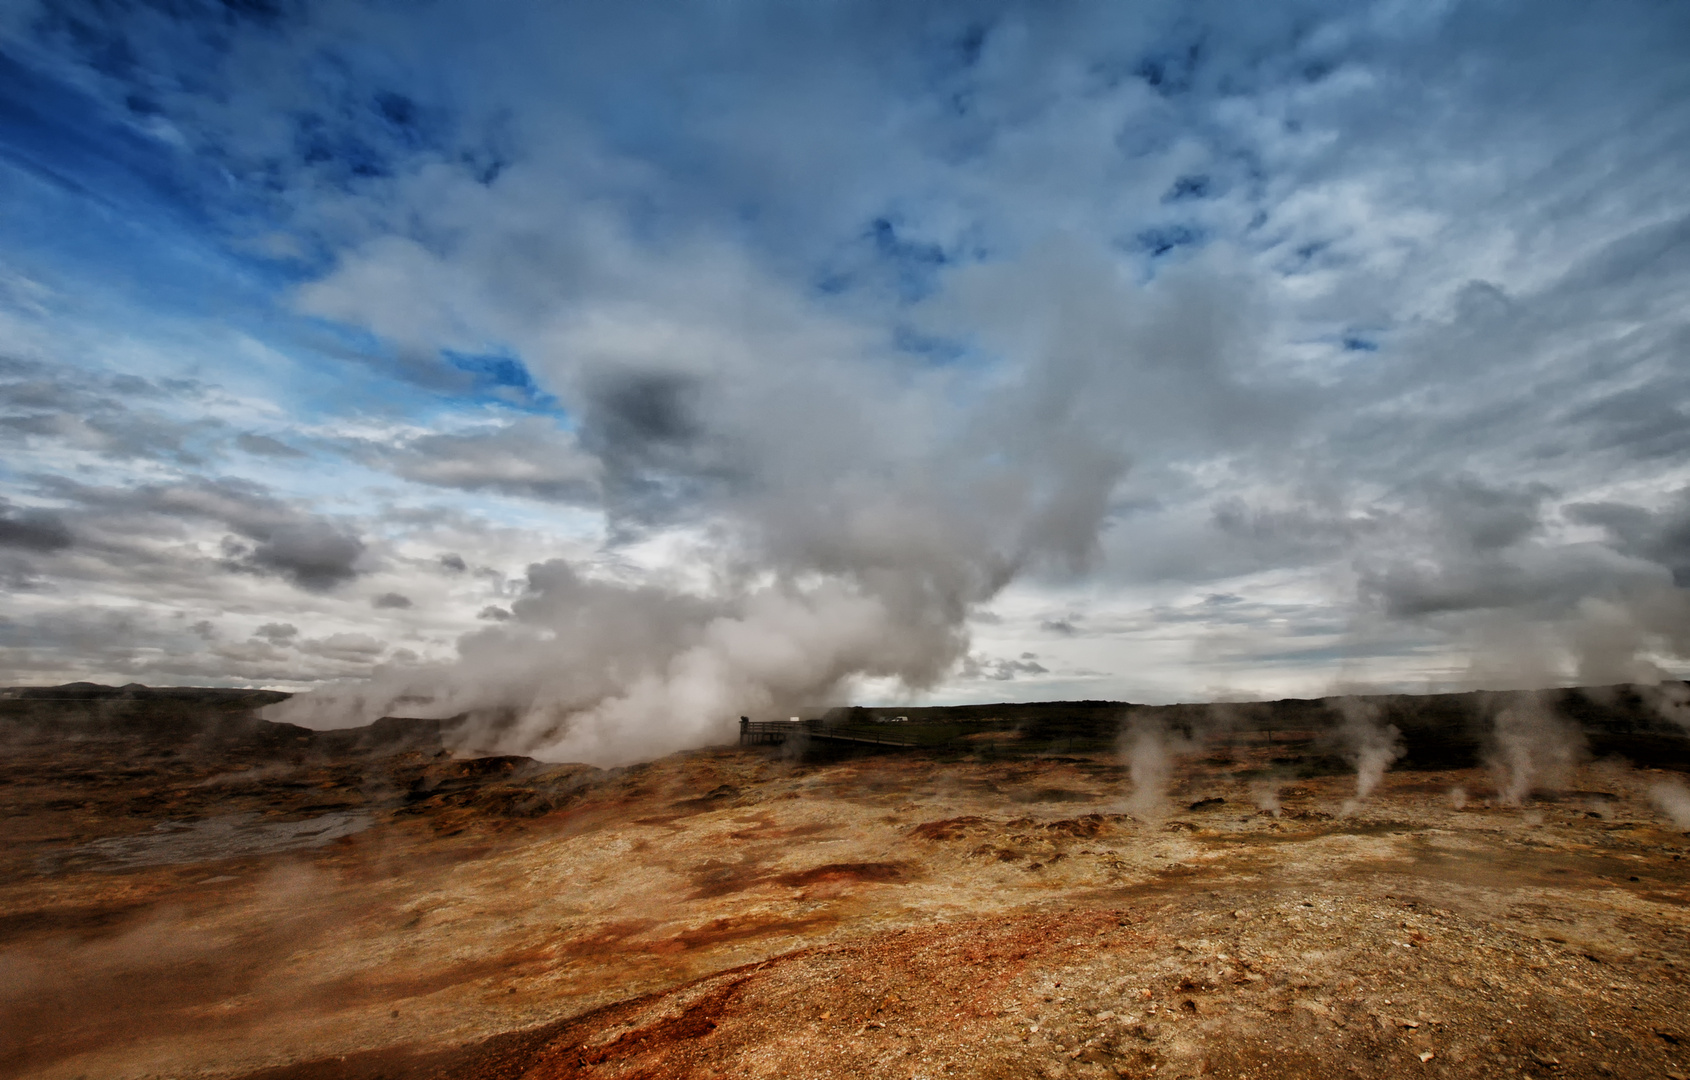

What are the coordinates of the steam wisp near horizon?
(1333, 696, 1404, 815)
(1486, 692, 1585, 806)
(1122, 719, 1181, 820)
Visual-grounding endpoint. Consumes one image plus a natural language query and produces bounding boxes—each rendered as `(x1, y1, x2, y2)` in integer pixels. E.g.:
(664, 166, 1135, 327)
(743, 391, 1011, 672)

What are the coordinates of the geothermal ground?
(6, 689, 1690, 1079)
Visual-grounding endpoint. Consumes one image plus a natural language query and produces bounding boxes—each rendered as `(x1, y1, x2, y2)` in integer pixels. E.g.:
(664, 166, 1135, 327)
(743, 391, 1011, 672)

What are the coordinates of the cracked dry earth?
(7, 738, 1690, 1079)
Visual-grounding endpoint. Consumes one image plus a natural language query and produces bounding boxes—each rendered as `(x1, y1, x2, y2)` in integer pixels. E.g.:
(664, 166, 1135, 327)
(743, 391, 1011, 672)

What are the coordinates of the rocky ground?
(5, 694, 1690, 1079)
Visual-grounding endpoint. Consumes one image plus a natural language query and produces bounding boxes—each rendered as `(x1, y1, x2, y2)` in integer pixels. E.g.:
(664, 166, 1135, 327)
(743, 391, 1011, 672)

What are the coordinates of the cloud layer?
(0, 1, 1688, 760)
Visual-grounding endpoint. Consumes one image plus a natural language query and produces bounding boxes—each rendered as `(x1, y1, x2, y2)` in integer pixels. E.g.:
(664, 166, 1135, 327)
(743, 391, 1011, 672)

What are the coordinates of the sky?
(1, 1, 1689, 759)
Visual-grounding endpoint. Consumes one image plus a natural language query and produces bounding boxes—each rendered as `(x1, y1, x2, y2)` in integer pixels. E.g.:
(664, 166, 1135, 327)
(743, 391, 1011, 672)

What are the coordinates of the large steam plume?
(269, 243, 1250, 765)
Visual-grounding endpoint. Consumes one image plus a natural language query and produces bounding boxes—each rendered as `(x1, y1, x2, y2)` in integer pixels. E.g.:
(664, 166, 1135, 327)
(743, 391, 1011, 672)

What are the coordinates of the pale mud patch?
(53, 811, 376, 871)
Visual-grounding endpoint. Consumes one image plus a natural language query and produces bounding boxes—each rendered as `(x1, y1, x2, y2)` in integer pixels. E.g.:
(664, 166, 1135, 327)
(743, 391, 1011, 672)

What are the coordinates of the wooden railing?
(737, 718, 924, 748)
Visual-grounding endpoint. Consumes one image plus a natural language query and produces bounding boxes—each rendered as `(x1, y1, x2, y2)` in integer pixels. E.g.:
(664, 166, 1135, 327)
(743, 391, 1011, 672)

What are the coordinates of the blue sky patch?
(442, 350, 561, 413)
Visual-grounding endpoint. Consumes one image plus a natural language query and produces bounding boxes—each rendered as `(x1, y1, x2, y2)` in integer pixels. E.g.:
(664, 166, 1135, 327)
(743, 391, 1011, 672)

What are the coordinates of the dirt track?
(6, 720, 1690, 1079)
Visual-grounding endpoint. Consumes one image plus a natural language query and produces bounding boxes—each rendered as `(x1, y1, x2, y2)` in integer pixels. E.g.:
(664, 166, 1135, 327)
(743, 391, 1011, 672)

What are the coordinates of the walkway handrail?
(738, 718, 925, 748)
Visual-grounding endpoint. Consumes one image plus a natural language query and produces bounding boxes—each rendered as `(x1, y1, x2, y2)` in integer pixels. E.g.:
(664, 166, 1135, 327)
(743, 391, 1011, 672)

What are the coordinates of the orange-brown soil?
(5, 715, 1690, 1079)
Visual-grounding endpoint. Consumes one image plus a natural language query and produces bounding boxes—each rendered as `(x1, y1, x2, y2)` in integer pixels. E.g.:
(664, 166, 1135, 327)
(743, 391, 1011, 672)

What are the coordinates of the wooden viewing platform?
(737, 717, 923, 749)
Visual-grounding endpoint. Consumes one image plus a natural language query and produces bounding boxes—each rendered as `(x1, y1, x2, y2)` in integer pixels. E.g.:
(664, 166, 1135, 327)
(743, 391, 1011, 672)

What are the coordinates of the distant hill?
(6, 680, 1690, 772)
(821, 682, 1690, 769)
(0, 681, 444, 755)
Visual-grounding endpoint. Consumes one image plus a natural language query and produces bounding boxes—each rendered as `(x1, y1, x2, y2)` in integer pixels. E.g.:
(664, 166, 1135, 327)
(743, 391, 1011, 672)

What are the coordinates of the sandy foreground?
(5, 724, 1690, 1080)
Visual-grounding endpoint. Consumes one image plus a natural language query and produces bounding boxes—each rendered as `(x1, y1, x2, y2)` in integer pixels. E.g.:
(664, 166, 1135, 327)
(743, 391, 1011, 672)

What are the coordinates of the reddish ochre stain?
(771, 861, 907, 887)
(907, 815, 988, 841)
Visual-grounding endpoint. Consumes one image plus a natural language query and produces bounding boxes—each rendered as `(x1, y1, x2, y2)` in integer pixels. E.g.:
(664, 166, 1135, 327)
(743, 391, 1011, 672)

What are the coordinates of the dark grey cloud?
(1322, 223, 1690, 487)
(235, 432, 308, 458)
(1362, 558, 1563, 621)
(1334, 479, 1682, 636)
(1568, 490, 1690, 587)
(1209, 495, 1373, 567)
(587, 370, 700, 448)
(1420, 477, 1552, 554)
(0, 606, 376, 686)
(297, 633, 386, 662)
(347, 418, 600, 503)
(35, 476, 368, 592)
(234, 522, 366, 591)
(961, 652, 1049, 681)
(0, 356, 221, 464)
(438, 553, 468, 573)
(1338, 478, 1575, 619)
(0, 608, 150, 678)
(0, 501, 72, 552)
(1310, 476, 1690, 687)
(574, 369, 735, 522)
(371, 591, 412, 609)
